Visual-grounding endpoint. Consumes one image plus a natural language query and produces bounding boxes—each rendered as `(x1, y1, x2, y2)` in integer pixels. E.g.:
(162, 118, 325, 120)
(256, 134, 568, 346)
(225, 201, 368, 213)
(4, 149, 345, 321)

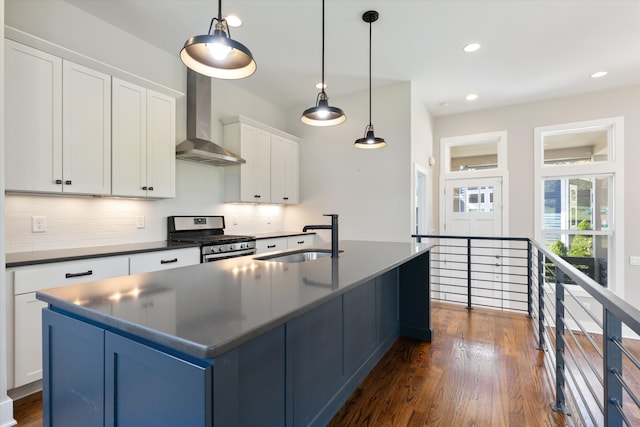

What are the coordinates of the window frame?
(534, 117, 624, 294)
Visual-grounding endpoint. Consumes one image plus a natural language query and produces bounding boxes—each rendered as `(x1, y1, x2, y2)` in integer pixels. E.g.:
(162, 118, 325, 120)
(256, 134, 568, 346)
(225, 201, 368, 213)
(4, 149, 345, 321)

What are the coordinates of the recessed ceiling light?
(463, 42, 481, 53)
(591, 71, 608, 79)
(465, 93, 478, 101)
(315, 82, 327, 89)
(225, 15, 242, 27)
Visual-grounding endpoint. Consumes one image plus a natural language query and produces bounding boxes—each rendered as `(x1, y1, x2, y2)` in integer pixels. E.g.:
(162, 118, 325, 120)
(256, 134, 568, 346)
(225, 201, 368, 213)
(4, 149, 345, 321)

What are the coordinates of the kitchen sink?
(254, 249, 335, 263)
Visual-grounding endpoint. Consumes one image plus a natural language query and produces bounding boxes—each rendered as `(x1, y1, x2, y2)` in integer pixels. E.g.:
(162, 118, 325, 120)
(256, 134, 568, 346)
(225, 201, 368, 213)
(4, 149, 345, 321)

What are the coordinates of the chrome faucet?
(303, 214, 339, 258)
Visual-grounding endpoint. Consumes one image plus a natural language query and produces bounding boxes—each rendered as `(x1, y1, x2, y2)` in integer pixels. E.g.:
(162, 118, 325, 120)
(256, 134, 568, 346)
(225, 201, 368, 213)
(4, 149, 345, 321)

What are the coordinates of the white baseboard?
(0, 396, 16, 427)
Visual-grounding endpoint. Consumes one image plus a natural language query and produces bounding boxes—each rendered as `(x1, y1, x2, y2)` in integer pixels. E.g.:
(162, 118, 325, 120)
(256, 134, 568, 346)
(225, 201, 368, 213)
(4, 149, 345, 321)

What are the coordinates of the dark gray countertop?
(37, 240, 431, 359)
(6, 241, 200, 268)
(6, 232, 315, 267)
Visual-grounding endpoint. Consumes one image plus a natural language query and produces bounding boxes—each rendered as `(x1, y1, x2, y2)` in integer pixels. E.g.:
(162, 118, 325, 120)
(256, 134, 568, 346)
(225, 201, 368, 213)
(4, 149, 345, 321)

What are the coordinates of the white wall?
(434, 85, 640, 304)
(410, 84, 436, 234)
(283, 82, 414, 243)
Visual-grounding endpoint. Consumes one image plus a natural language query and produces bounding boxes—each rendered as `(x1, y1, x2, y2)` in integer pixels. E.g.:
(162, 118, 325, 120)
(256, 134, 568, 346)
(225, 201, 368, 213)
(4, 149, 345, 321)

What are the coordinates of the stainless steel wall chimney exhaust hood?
(176, 70, 245, 166)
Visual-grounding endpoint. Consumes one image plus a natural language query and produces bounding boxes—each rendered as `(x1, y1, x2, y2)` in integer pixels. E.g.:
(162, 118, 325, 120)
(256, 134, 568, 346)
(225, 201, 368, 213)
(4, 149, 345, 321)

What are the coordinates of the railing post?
(604, 308, 623, 426)
(527, 241, 533, 317)
(467, 238, 472, 310)
(552, 268, 569, 414)
(537, 249, 545, 350)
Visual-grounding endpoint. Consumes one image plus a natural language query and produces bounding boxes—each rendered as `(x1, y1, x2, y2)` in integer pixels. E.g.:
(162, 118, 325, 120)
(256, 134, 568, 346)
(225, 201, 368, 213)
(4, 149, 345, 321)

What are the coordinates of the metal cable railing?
(413, 235, 640, 427)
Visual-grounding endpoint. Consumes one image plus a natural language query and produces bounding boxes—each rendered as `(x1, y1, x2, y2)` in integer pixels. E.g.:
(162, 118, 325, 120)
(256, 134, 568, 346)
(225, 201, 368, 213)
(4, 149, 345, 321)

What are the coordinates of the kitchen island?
(36, 240, 432, 427)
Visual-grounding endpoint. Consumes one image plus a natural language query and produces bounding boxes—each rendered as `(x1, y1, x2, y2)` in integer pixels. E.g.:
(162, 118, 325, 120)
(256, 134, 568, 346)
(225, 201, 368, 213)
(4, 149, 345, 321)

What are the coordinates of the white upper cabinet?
(5, 40, 111, 195)
(270, 134, 300, 204)
(62, 61, 112, 195)
(112, 78, 176, 198)
(223, 116, 300, 204)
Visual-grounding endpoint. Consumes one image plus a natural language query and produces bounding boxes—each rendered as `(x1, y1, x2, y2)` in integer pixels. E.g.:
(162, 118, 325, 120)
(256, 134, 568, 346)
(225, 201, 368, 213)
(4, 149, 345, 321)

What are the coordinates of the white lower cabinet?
(129, 248, 200, 275)
(256, 238, 288, 254)
(255, 235, 316, 254)
(286, 235, 314, 249)
(10, 246, 200, 389)
(12, 256, 130, 388)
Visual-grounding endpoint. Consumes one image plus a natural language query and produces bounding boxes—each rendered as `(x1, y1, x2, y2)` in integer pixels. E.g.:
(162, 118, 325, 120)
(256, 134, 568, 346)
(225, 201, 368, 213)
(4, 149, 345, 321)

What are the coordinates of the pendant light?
(301, 0, 346, 126)
(354, 10, 386, 149)
(180, 0, 256, 79)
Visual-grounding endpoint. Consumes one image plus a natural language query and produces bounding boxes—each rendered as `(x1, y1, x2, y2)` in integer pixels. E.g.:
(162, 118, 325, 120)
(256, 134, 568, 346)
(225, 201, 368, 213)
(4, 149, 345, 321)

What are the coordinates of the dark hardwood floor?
(328, 302, 565, 426)
(14, 302, 567, 426)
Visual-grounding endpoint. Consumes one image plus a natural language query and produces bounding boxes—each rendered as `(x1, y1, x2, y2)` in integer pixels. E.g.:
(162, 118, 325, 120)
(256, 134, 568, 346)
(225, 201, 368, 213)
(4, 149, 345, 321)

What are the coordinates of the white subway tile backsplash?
(4, 162, 289, 253)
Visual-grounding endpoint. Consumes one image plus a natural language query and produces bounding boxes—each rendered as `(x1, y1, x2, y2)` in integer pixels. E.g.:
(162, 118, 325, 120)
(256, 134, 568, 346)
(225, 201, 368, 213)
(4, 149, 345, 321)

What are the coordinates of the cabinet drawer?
(14, 256, 130, 295)
(287, 235, 315, 248)
(129, 248, 200, 275)
(255, 238, 287, 254)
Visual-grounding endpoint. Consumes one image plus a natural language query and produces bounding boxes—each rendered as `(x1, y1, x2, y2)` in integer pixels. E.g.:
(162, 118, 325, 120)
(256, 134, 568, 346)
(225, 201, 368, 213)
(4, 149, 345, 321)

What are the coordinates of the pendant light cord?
(321, 0, 326, 95)
(368, 17, 372, 126)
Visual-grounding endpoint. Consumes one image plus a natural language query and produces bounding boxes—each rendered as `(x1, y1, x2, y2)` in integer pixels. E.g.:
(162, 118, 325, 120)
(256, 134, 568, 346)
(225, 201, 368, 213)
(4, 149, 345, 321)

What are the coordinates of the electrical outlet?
(136, 216, 145, 229)
(630, 256, 640, 266)
(32, 216, 46, 233)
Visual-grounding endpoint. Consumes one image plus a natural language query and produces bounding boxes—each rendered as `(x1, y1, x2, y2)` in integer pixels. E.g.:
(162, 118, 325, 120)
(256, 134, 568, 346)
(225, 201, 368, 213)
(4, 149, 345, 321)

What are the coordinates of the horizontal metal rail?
(414, 234, 640, 427)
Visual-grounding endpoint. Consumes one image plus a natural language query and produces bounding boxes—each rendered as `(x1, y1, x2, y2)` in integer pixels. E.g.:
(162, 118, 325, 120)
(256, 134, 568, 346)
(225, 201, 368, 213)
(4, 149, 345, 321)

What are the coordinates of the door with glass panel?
(444, 177, 502, 236)
(441, 177, 504, 306)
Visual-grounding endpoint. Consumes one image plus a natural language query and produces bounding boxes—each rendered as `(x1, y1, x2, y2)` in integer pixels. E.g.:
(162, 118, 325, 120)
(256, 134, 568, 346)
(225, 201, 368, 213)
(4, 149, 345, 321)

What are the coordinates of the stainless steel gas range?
(167, 216, 256, 263)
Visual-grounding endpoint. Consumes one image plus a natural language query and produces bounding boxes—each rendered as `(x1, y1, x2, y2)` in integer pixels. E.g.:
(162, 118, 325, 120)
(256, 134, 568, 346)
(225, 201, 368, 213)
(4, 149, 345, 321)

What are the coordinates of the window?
(535, 118, 624, 291)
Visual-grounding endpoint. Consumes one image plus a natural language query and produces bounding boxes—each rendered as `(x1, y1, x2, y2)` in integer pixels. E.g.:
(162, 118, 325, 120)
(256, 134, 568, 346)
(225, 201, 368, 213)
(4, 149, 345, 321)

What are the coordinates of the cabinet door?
(240, 125, 271, 202)
(287, 235, 314, 249)
(112, 78, 148, 197)
(5, 40, 63, 193)
(255, 237, 287, 254)
(62, 60, 111, 195)
(105, 331, 212, 427)
(344, 280, 377, 377)
(42, 309, 105, 427)
(286, 298, 343, 427)
(214, 326, 285, 426)
(129, 247, 200, 275)
(146, 89, 176, 198)
(14, 293, 48, 387)
(271, 134, 299, 204)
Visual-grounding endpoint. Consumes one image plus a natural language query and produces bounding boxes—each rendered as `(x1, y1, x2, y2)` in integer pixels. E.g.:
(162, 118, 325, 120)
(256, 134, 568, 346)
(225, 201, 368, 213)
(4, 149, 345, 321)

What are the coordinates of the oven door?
(203, 248, 256, 262)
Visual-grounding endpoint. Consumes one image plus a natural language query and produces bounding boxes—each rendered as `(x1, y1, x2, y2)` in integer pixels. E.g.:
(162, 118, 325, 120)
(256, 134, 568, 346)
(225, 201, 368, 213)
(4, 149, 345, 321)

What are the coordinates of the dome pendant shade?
(301, 92, 346, 126)
(300, 0, 346, 126)
(180, 1, 256, 79)
(354, 10, 386, 149)
(355, 124, 386, 149)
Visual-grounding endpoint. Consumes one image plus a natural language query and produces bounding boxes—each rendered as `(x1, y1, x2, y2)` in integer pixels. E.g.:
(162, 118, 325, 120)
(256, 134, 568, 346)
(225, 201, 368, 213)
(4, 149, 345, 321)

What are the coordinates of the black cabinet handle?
(65, 180, 72, 185)
(55, 179, 62, 184)
(160, 258, 178, 264)
(142, 186, 147, 190)
(254, 195, 261, 198)
(65, 270, 93, 279)
(297, 241, 304, 244)
(148, 186, 154, 191)
(283, 197, 289, 200)
(267, 244, 276, 249)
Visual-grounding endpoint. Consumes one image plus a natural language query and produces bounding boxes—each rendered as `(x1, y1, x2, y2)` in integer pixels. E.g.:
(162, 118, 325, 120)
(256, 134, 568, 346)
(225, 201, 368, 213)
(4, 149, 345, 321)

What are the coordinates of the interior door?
(440, 177, 504, 306)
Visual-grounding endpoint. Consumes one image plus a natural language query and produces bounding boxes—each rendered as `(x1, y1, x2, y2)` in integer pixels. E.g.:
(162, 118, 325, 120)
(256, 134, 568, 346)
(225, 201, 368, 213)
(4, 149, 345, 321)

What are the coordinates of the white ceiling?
(64, 0, 640, 117)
